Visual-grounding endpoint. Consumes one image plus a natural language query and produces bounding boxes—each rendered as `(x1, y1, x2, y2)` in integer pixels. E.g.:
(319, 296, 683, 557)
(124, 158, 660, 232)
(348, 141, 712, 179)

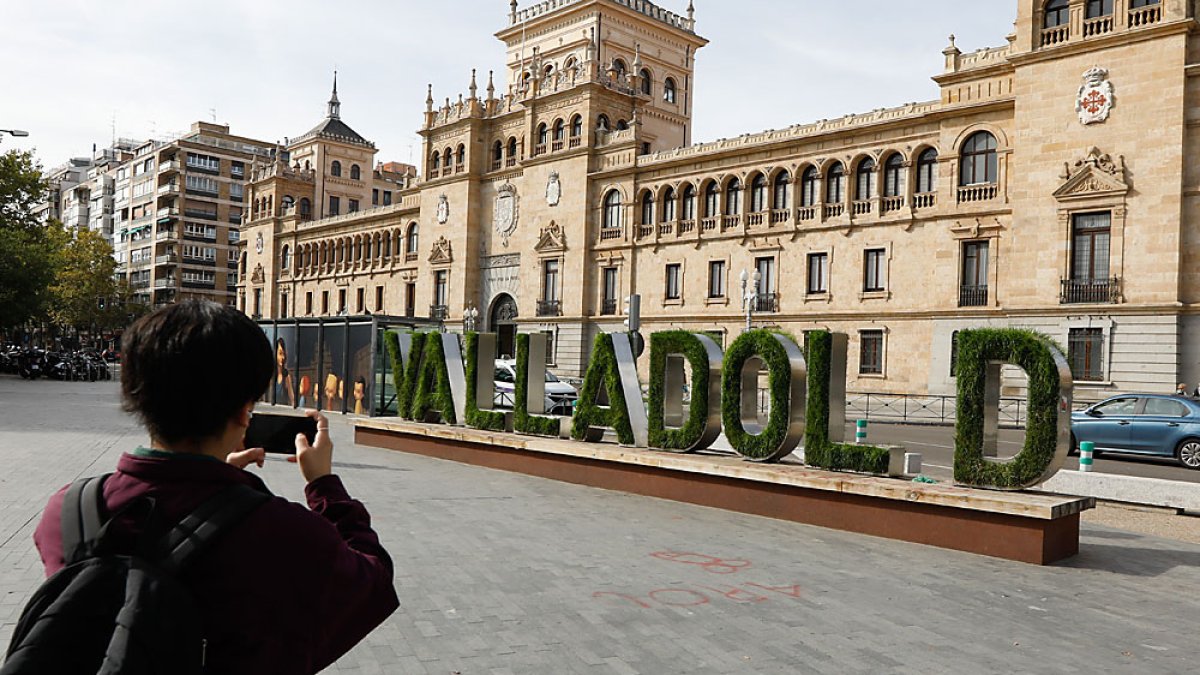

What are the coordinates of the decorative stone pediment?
(429, 236, 453, 264)
(251, 263, 265, 284)
(1053, 148, 1128, 201)
(535, 220, 567, 253)
(950, 217, 1005, 240)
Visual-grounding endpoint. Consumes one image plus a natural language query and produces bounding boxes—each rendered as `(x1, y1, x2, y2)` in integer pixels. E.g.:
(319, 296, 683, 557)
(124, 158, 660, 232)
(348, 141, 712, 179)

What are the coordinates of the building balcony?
(182, 257, 217, 268)
(568, 136, 582, 149)
(957, 184, 997, 204)
(156, 207, 179, 223)
(1083, 16, 1114, 37)
(184, 210, 218, 221)
(429, 304, 449, 321)
(182, 280, 216, 290)
(186, 162, 221, 175)
(405, 252, 418, 262)
(823, 203, 845, 218)
(753, 292, 778, 313)
(155, 253, 178, 265)
(769, 209, 790, 225)
(159, 160, 179, 174)
(913, 192, 936, 210)
(490, 159, 502, 172)
(130, 279, 151, 290)
(700, 216, 719, 232)
(1040, 24, 1069, 48)
(797, 206, 818, 222)
(1129, 4, 1162, 28)
(598, 226, 623, 242)
(959, 284, 989, 307)
(600, 299, 618, 316)
(155, 228, 176, 241)
(154, 277, 177, 289)
(157, 183, 180, 196)
(185, 188, 219, 198)
(183, 231, 217, 243)
(636, 224, 654, 239)
(852, 200, 872, 216)
(881, 196, 905, 214)
(537, 300, 562, 317)
(1061, 277, 1120, 305)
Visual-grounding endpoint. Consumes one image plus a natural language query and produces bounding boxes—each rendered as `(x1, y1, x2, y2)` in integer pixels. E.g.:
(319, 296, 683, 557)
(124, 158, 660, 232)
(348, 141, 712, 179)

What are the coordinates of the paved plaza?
(2, 377, 1200, 673)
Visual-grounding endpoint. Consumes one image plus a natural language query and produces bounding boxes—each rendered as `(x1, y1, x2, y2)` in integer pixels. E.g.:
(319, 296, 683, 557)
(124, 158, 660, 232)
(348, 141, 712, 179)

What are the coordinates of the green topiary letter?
(647, 331, 723, 452)
(409, 332, 457, 424)
(953, 328, 1072, 490)
(572, 333, 640, 445)
(463, 332, 508, 431)
(721, 330, 806, 462)
(514, 333, 561, 436)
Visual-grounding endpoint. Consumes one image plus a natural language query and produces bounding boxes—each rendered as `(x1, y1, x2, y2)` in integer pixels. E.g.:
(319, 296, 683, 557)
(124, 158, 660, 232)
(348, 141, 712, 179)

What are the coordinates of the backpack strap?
(156, 484, 270, 574)
(60, 473, 112, 565)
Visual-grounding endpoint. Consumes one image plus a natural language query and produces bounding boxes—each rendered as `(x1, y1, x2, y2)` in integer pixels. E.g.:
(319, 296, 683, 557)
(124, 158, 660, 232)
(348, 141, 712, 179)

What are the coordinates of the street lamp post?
(739, 268, 761, 333)
(463, 306, 480, 333)
(0, 129, 29, 143)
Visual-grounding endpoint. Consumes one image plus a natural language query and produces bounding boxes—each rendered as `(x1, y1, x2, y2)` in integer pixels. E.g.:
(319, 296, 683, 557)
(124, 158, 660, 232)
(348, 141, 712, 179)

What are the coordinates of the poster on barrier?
(295, 324, 319, 410)
(347, 322, 374, 416)
(273, 324, 297, 408)
(320, 322, 347, 413)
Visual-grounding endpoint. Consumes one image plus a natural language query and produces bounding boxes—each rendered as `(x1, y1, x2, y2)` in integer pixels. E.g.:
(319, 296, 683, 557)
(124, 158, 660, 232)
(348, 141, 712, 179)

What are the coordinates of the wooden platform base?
(356, 420, 1094, 565)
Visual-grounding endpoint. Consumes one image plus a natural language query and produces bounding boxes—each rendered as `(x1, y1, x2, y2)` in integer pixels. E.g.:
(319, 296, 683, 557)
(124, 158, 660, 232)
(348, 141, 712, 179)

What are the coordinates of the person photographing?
(3, 300, 398, 674)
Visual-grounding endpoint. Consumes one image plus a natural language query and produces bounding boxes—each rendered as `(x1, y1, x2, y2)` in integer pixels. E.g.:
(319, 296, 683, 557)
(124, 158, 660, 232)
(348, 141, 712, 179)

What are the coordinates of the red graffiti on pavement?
(593, 582, 801, 609)
(649, 551, 751, 574)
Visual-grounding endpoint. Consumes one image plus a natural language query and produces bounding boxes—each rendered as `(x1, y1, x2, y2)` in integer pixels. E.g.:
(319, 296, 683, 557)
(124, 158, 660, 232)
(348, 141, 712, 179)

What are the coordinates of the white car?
(493, 360, 578, 415)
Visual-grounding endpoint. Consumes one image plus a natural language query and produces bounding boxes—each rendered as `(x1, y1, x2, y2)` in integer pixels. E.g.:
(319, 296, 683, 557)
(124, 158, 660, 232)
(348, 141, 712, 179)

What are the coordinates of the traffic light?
(97, 297, 106, 310)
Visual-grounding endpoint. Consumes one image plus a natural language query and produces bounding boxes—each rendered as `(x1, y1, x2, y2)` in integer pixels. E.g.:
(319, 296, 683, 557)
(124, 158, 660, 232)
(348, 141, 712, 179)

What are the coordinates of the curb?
(1037, 471, 1200, 514)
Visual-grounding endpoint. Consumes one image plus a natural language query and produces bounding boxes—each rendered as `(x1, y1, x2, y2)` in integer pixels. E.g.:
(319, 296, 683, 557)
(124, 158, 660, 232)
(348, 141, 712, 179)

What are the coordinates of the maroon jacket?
(33, 452, 399, 674)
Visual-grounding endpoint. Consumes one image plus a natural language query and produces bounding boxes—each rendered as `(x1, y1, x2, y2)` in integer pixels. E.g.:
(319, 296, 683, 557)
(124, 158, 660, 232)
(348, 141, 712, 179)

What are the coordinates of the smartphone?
(244, 413, 318, 455)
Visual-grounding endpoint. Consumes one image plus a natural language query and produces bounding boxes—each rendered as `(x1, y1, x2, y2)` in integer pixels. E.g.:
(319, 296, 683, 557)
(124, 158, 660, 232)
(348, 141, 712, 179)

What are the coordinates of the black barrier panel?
(295, 324, 319, 410)
(260, 324, 277, 404)
(320, 323, 347, 414)
(347, 323, 374, 416)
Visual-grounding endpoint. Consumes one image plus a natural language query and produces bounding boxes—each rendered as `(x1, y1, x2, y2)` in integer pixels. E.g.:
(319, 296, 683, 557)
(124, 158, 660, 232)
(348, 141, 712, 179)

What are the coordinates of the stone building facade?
(239, 0, 1200, 402)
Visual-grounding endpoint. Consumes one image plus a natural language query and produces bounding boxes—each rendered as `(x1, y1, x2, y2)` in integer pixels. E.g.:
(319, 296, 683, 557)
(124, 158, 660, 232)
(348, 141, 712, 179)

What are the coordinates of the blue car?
(1071, 394, 1200, 469)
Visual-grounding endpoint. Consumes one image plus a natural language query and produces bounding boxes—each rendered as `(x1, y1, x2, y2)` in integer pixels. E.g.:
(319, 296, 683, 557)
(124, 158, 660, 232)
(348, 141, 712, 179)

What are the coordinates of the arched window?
(663, 77, 677, 104)
(960, 132, 998, 185)
(406, 223, 419, 254)
(855, 158, 875, 200)
(281, 195, 295, 211)
(537, 123, 549, 146)
(883, 154, 904, 198)
(662, 187, 677, 222)
(571, 114, 583, 137)
(456, 144, 465, 166)
(1086, 0, 1113, 18)
(603, 190, 622, 229)
(640, 191, 654, 225)
(493, 140, 503, 163)
(330, 160, 342, 177)
(613, 59, 627, 81)
(749, 173, 768, 212)
(597, 114, 611, 131)
(916, 149, 938, 194)
(564, 56, 578, 72)
(507, 137, 518, 158)
(350, 164, 361, 180)
(553, 119, 565, 142)
(239, 252, 247, 275)
(281, 245, 291, 272)
(703, 182, 720, 217)
(681, 184, 697, 221)
(443, 148, 452, 169)
(801, 166, 819, 207)
(544, 64, 554, 80)
(725, 179, 742, 216)
(616, 119, 629, 131)
(383, 232, 391, 257)
(430, 152, 440, 170)
(639, 68, 652, 96)
(1044, 0, 1069, 27)
(365, 236, 372, 261)
(299, 198, 312, 219)
(773, 171, 790, 210)
(826, 163, 846, 203)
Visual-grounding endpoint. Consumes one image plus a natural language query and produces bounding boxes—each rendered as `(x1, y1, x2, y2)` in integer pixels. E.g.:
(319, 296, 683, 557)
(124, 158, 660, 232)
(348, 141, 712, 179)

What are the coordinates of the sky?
(1, 1, 1015, 172)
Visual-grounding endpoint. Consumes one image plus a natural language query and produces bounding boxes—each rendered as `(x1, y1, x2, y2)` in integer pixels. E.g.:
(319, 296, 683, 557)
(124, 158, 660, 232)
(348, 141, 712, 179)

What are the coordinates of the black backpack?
(1, 474, 269, 674)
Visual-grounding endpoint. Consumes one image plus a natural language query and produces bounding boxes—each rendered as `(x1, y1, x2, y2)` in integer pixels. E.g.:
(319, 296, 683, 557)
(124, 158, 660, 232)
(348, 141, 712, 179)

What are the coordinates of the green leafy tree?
(0, 150, 58, 330)
(49, 227, 119, 331)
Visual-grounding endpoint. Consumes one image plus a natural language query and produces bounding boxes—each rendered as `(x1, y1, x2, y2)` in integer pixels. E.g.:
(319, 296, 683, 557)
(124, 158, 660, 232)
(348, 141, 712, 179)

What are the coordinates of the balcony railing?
(404, 252, 418, 262)
(957, 184, 997, 203)
(770, 209, 790, 225)
(551, 140, 564, 152)
(658, 221, 675, 236)
(154, 253, 178, 265)
(721, 214, 740, 230)
(1040, 24, 1069, 47)
(429, 305, 449, 321)
(678, 219, 696, 234)
(701, 216, 719, 231)
(490, 159, 502, 172)
(913, 193, 936, 209)
(1129, 4, 1162, 28)
(823, 203, 845, 218)
(184, 210, 218, 221)
(852, 200, 872, 216)
(600, 298, 618, 316)
(533, 143, 547, 156)
(1060, 277, 1120, 304)
(637, 224, 654, 239)
(881, 196, 904, 214)
(746, 212, 766, 227)
(537, 299, 562, 317)
(959, 284, 989, 307)
(569, 136, 582, 149)
(153, 278, 176, 289)
(753, 292, 778, 313)
(1083, 16, 1113, 37)
(797, 206, 818, 222)
(599, 226, 623, 241)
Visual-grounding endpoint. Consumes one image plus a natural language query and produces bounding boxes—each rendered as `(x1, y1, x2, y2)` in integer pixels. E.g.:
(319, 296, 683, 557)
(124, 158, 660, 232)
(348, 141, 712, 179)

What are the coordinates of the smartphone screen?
(244, 413, 317, 455)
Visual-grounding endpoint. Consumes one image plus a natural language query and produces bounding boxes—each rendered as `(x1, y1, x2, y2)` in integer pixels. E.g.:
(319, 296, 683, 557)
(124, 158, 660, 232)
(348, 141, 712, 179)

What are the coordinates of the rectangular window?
(383, 191, 393, 206)
(338, 288, 347, 314)
(601, 267, 618, 314)
(863, 248, 886, 292)
(329, 196, 340, 216)
(860, 330, 884, 375)
(665, 263, 681, 300)
(280, 293, 289, 319)
(1068, 327, 1105, 381)
(708, 261, 726, 299)
(405, 283, 416, 317)
(322, 290, 329, 315)
(542, 260, 560, 301)
(375, 285, 384, 312)
(542, 330, 556, 366)
(349, 199, 359, 213)
(252, 289, 262, 317)
(356, 287, 364, 314)
(961, 241, 989, 306)
(755, 257, 775, 295)
(185, 152, 220, 173)
(306, 291, 313, 316)
(807, 253, 828, 294)
(1071, 212, 1111, 282)
(372, 189, 379, 206)
(434, 270, 448, 306)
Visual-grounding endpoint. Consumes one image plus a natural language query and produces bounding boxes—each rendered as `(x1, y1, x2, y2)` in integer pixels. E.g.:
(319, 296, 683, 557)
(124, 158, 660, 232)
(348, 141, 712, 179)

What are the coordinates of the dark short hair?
(121, 300, 273, 444)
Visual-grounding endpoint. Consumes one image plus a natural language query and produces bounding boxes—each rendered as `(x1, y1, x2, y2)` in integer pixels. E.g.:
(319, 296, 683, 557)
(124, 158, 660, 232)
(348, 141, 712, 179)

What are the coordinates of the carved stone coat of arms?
(1076, 66, 1114, 126)
(494, 183, 519, 246)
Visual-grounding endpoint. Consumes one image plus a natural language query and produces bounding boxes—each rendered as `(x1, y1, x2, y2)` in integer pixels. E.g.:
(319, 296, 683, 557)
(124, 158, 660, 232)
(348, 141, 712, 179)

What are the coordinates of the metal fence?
(755, 390, 1030, 428)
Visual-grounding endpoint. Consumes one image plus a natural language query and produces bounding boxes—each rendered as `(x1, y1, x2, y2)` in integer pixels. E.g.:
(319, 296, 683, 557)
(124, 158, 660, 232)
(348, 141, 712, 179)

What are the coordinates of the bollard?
(855, 419, 868, 445)
(1079, 441, 1094, 472)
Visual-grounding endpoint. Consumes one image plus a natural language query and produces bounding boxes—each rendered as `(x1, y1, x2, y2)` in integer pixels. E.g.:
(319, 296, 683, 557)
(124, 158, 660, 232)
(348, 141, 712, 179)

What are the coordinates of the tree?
(0, 150, 57, 330)
(49, 227, 119, 331)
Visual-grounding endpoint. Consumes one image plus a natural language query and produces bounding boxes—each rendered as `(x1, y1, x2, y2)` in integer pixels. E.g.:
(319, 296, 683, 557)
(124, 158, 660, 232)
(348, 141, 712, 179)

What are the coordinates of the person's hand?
(226, 447, 265, 470)
(288, 409, 333, 483)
